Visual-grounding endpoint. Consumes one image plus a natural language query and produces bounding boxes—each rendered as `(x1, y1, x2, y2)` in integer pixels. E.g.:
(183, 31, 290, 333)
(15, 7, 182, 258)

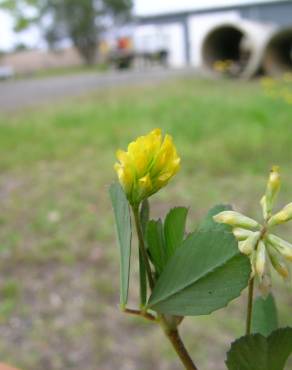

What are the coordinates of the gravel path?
(0, 68, 195, 112)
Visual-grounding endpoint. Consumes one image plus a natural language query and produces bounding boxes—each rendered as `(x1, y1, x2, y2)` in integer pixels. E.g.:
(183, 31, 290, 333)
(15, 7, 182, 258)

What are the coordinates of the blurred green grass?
(0, 77, 292, 370)
(1, 78, 292, 173)
(15, 63, 108, 81)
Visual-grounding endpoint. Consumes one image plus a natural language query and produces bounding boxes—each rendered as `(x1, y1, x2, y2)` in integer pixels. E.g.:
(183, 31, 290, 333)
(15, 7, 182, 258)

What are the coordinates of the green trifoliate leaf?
(251, 293, 278, 337)
(148, 229, 250, 316)
(226, 328, 292, 370)
(109, 183, 132, 307)
(268, 327, 292, 370)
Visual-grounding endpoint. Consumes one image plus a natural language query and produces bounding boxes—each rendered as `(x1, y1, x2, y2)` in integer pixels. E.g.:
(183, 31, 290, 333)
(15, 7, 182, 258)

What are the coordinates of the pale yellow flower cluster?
(214, 167, 292, 294)
(114, 128, 180, 205)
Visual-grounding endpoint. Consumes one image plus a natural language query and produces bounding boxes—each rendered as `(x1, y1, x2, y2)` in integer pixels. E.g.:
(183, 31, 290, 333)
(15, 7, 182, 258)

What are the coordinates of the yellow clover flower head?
(114, 128, 180, 205)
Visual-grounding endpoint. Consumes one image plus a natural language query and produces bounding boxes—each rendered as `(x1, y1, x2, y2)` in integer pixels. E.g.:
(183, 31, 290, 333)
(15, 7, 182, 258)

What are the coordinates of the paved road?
(0, 68, 195, 112)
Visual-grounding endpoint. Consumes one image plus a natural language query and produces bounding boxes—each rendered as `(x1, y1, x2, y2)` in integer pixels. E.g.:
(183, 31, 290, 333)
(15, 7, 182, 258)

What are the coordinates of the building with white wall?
(133, 0, 292, 72)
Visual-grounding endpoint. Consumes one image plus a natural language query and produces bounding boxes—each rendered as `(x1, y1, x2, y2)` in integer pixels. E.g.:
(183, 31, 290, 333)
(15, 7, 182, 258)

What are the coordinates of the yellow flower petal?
(114, 128, 180, 204)
(116, 149, 128, 164)
(139, 173, 152, 192)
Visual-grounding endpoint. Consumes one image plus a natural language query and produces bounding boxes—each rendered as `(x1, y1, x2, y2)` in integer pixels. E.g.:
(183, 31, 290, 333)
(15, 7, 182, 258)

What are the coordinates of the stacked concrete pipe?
(201, 20, 276, 79)
(262, 27, 292, 76)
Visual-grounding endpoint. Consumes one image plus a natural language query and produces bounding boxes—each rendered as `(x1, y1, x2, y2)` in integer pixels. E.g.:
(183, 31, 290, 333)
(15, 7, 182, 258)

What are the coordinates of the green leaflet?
(146, 207, 188, 276)
(252, 293, 278, 337)
(164, 207, 188, 258)
(148, 229, 250, 316)
(109, 183, 132, 307)
(197, 204, 232, 232)
(226, 328, 292, 370)
(146, 219, 166, 275)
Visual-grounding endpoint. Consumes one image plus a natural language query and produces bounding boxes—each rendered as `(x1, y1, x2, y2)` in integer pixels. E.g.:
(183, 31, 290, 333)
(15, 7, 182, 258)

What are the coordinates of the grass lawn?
(0, 76, 292, 370)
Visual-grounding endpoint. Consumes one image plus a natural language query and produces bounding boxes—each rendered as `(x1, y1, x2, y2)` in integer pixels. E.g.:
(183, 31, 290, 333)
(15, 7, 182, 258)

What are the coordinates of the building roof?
(135, 0, 291, 18)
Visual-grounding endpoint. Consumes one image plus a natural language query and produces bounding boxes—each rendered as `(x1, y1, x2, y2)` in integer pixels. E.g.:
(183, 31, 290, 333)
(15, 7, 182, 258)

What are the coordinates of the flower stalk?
(132, 202, 199, 370)
(162, 325, 199, 370)
(123, 307, 157, 322)
(132, 204, 155, 290)
(245, 277, 255, 335)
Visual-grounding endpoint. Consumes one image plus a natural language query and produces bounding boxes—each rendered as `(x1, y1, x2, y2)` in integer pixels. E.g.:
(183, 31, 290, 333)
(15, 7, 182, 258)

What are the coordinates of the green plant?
(109, 128, 292, 369)
(261, 74, 292, 105)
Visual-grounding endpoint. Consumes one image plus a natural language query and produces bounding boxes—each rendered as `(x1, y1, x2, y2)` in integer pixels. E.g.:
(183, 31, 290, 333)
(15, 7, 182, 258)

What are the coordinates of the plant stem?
(124, 307, 157, 322)
(132, 205, 155, 290)
(246, 277, 255, 335)
(132, 204, 199, 370)
(162, 324, 199, 370)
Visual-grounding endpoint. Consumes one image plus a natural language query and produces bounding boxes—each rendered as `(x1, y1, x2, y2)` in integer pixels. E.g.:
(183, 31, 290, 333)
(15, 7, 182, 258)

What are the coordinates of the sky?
(0, 0, 277, 51)
(0, 11, 43, 51)
(0, 12, 16, 50)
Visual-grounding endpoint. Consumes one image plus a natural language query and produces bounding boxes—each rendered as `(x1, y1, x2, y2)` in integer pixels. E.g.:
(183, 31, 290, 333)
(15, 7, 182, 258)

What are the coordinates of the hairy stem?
(132, 205, 155, 290)
(246, 277, 255, 335)
(162, 323, 199, 370)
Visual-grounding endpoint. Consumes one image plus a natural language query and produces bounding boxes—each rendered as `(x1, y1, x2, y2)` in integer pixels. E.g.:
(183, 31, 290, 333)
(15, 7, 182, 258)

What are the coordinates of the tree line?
(0, 0, 132, 64)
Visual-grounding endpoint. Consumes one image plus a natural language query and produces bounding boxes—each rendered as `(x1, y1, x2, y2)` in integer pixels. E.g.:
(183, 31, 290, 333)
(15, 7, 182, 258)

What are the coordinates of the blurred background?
(0, 0, 292, 369)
